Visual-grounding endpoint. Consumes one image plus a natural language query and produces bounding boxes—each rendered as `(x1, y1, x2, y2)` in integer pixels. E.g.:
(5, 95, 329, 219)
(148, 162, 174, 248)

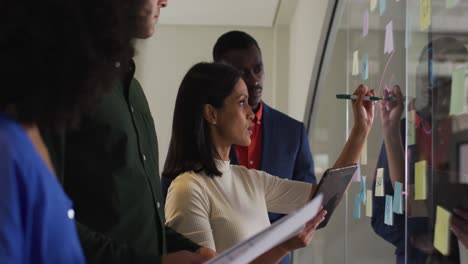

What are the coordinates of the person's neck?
(251, 103, 261, 113)
(213, 143, 231, 161)
(22, 123, 56, 176)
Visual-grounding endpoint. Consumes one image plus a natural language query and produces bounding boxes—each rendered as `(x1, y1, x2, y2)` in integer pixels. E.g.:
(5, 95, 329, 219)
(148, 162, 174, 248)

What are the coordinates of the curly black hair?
(212, 31, 261, 62)
(0, 0, 144, 128)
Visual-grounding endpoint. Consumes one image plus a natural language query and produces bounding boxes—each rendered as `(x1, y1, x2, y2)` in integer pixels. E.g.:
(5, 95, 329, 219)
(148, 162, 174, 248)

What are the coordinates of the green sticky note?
(450, 67, 466, 116)
(375, 168, 385, 197)
(407, 111, 416, 145)
(366, 190, 373, 217)
(434, 206, 451, 255)
(446, 0, 459, 9)
(415, 160, 427, 200)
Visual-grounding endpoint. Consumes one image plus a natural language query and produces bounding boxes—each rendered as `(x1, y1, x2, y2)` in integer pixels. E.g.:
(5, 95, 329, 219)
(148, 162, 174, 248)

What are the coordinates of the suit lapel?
(261, 103, 272, 171)
(229, 146, 239, 165)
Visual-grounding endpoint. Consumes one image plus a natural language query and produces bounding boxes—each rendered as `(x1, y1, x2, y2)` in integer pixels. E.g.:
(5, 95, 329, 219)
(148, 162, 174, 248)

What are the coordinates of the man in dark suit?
(161, 30, 316, 263)
(213, 30, 317, 264)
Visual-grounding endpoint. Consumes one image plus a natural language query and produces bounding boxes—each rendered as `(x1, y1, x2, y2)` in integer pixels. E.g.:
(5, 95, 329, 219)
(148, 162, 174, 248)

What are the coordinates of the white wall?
(133, 25, 275, 169)
(288, 0, 329, 121)
(133, 0, 330, 172)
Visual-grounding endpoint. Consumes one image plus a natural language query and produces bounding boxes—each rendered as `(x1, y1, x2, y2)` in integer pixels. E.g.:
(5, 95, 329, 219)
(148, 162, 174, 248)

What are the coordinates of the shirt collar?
(253, 101, 263, 124)
(214, 159, 230, 174)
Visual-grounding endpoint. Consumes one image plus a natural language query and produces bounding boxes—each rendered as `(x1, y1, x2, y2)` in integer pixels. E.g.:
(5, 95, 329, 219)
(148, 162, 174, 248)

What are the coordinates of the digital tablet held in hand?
(312, 164, 358, 229)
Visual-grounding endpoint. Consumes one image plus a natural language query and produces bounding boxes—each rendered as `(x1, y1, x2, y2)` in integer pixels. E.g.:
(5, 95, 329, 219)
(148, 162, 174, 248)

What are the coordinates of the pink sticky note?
(363, 10, 369, 37)
(353, 164, 361, 182)
(384, 21, 394, 54)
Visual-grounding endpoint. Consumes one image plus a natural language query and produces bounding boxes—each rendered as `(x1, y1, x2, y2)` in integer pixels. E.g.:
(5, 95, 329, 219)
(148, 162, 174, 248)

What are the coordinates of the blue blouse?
(0, 113, 84, 263)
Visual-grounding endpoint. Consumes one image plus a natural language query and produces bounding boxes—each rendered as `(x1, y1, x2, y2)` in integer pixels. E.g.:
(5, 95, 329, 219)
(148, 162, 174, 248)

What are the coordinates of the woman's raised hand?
(380, 85, 404, 135)
(351, 84, 376, 136)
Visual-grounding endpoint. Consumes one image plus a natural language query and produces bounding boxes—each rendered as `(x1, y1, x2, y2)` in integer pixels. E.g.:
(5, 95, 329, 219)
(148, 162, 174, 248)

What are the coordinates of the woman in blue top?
(0, 0, 138, 263)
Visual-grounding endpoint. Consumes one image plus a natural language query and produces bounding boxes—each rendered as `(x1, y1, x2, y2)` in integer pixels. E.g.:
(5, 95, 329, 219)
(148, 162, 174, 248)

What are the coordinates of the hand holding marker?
(336, 94, 400, 102)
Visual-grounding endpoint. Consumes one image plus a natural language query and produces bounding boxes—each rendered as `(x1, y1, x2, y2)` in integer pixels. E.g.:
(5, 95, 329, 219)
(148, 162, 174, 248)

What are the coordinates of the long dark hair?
(0, 0, 143, 128)
(162, 62, 242, 180)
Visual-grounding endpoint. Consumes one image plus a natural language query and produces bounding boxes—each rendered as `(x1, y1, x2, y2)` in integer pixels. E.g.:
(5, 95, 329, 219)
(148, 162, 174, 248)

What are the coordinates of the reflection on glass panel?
(299, 0, 468, 263)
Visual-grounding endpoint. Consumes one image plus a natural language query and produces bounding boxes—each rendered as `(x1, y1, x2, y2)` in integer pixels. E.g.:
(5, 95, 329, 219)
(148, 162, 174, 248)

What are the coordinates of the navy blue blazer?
(371, 119, 428, 263)
(229, 102, 316, 223)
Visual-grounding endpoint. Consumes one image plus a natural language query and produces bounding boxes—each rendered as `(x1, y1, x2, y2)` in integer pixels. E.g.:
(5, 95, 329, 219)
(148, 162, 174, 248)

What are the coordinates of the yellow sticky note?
(370, 0, 377, 11)
(375, 168, 385, 197)
(434, 206, 451, 256)
(352, 50, 359, 76)
(361, 140, 367, 165)
(407, 110, 416, 145)
(420, 0, 431, 31)
(366, 190, 373, 217)
(450, 66, 466, 116)
(415, 160, 427, 200)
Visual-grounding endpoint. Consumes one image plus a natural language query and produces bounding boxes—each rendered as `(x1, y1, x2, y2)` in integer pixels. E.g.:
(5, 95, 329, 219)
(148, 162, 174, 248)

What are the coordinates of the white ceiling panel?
(159, 0, 281, 27)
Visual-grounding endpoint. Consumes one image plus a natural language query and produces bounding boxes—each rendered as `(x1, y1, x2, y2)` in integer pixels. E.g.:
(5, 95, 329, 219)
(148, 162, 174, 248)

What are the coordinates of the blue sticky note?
(362, 54, 368, 81)
(385, 195, 394, 225)
(360, 175, 367, 204)
(354, 193, 361, 219)
(393, 182, 403, 214)
(380, 0, 386, 16)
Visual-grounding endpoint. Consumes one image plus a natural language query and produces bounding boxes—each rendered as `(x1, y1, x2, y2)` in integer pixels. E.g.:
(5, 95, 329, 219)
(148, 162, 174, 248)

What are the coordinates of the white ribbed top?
(164, 160, 312, 253)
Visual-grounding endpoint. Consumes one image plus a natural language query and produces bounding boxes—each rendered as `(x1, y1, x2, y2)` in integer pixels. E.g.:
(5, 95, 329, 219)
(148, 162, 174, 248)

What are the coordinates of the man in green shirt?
(43, 0, 213, 263)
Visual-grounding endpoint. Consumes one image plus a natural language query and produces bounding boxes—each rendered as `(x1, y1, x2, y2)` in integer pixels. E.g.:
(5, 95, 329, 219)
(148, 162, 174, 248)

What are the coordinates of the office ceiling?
(158, 0, 282, 27)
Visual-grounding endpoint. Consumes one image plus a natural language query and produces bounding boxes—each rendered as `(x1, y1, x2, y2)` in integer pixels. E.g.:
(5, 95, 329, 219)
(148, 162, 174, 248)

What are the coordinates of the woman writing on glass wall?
(163, 62, 375, 263)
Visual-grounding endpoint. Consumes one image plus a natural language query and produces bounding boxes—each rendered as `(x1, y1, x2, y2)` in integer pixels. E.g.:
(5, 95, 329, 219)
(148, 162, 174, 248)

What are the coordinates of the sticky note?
(352, 163, 361, 182)
(380, 0, 386, 16)
(354, 193, 361, 219)
(375, 168, 385, 197)
(420, 0, 432, 31)
(353, 50, 359, 76)
(405, 15, 412, 49)
(362, 53, 369, 81)
(385, 195, 394, 225)
(384, 21, 394, 54)
(360, 176, 367, 205)
(446, 0, 459, 9)
(450, 66, 466, 116)
(460, 144, 468, 184)
(415, 160, 427, 200)
(393, 182, 403, 214)
(361, 140, 367, 165)
(370, 0, 377, 11)
(407, 110, 416, 145)
(366, 190, 373, 217)
(363, 10, 369, 37)
(434, 206, 451, 255)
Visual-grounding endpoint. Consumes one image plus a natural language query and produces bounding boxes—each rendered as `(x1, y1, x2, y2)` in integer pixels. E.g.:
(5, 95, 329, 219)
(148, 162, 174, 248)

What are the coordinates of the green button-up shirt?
(43, 62, 199, 264)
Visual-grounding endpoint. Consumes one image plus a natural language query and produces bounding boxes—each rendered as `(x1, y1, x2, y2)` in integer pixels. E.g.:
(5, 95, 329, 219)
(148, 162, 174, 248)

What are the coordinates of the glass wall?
(296, 0, 468, 263)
